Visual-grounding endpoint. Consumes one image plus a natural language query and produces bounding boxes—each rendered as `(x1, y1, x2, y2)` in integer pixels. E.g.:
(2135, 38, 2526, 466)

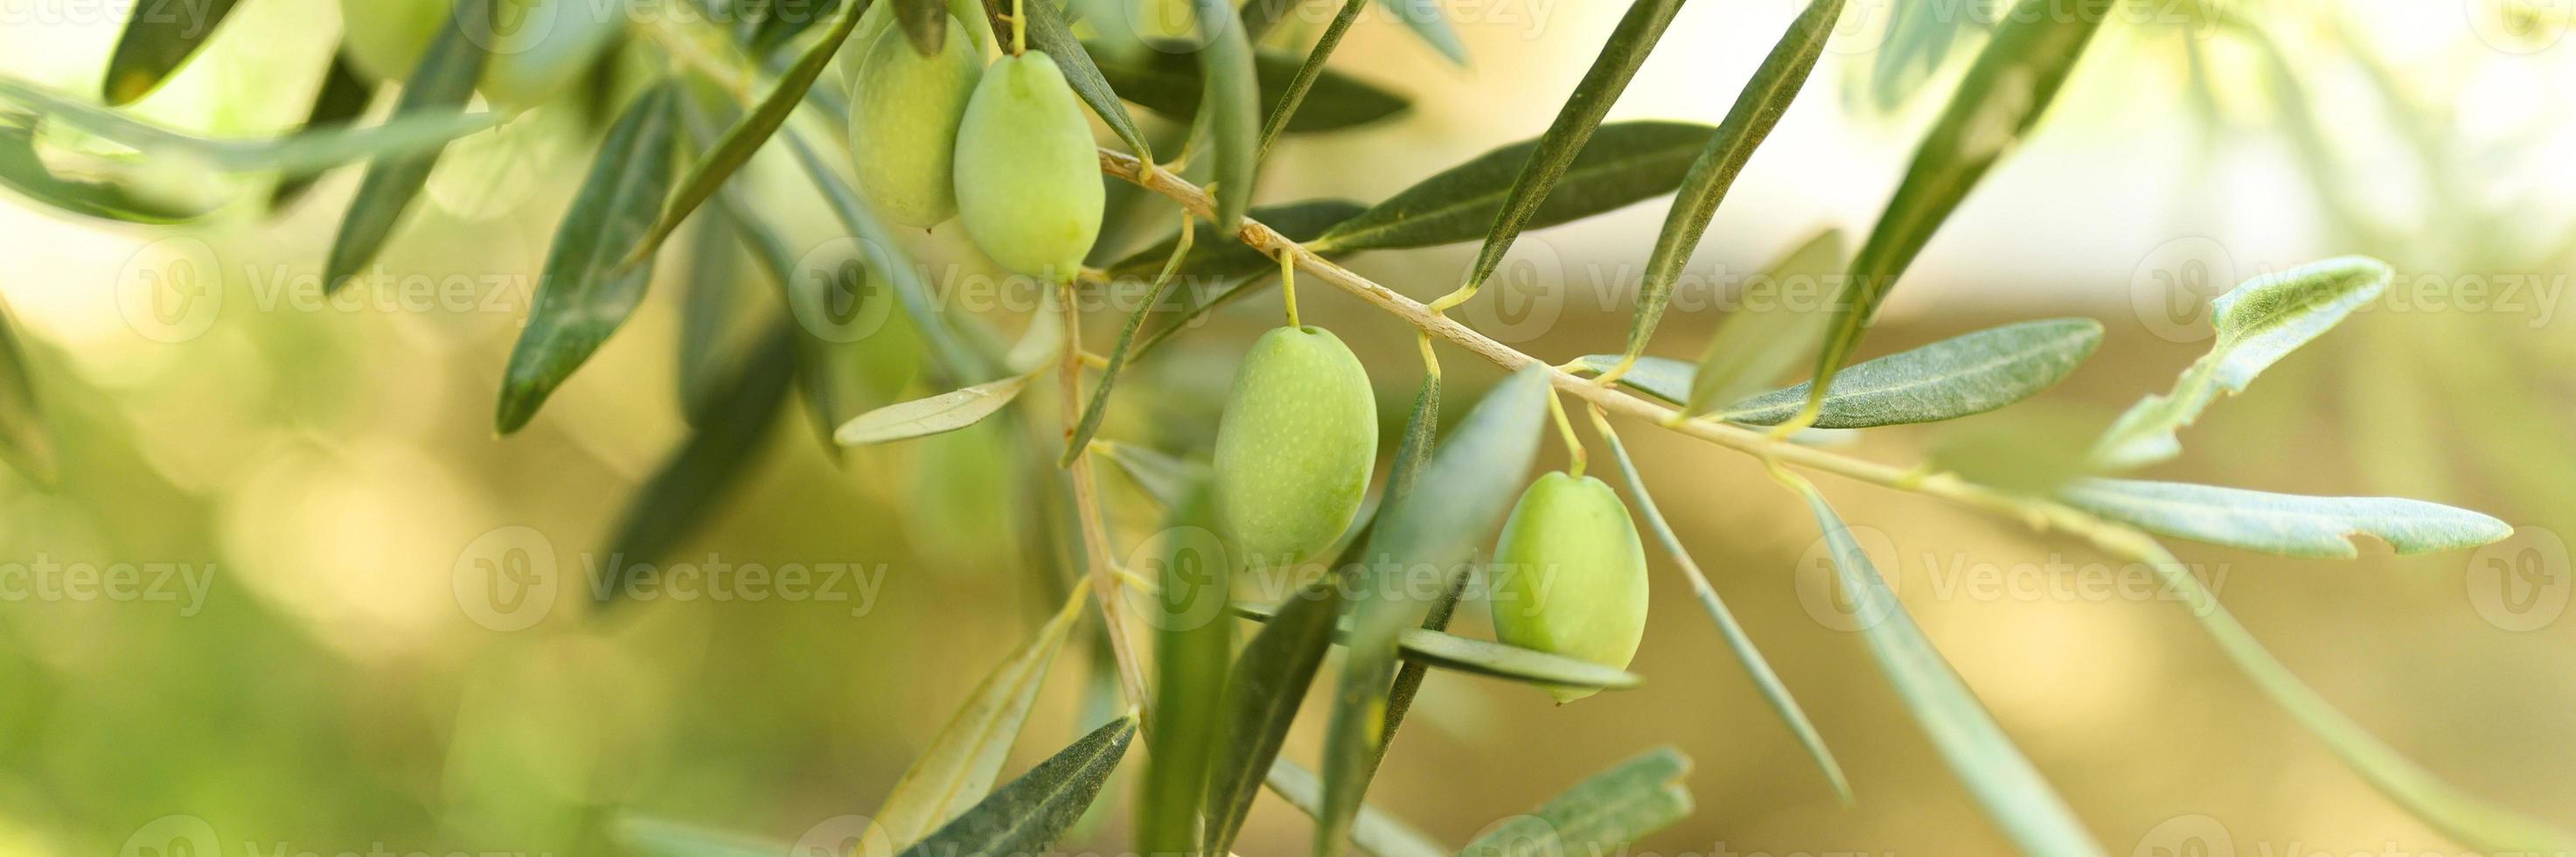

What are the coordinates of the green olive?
(841, 0, 990, 89)
(481, 0, 629, 108)
(337, 0, 451, 81)
(848, 17, 981, 227)
(951, 50, 1104, 280)
(1211, 326, 1377, 567)
(1489, 471, 1650, 703)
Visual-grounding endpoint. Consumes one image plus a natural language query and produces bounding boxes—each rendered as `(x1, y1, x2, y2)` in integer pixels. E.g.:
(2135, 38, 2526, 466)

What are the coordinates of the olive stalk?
(1054, 279, 1153, 727)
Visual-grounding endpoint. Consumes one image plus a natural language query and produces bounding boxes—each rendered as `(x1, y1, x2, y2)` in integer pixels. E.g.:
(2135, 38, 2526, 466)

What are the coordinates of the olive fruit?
(847, 18, 981, 226)
(337, 0, 451, 81)
(1488, 471, 1649, 703)
(840, 0, 990, 89)
(1210, 326, 1377, 567)
(951, 51, 1104, 280)
(482, 0, 630, 108)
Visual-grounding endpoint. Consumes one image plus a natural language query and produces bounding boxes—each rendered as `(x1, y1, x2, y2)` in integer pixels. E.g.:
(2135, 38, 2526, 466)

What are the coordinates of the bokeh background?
(4, 0, 2576, 854)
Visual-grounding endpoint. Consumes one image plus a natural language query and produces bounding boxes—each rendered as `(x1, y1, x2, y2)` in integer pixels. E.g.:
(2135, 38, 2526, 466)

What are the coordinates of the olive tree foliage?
(1, 0, 2564, 854)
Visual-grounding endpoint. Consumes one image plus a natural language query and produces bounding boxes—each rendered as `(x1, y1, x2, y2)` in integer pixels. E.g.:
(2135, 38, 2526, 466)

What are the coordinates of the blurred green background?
(5, 0, 2576, 854)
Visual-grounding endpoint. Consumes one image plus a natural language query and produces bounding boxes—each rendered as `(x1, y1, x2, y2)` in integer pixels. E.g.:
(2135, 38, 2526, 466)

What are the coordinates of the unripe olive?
(482, 0, 629, 108)
(1489, 471, 1650, 703)
(1211, 326, 1377, 566)
(951, 51, 1104, 280)
(337, 0, 451, 81)
(848, 18, 981, 227)
(841, 0, 990, 89)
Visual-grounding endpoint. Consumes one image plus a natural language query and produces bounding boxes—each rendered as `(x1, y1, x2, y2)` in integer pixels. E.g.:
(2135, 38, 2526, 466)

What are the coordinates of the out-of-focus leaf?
(867, 580, 1091, 846)
(616, 817, 790, 857)
(835, 371, 1039, 445)
(1866, 0, 1968, 112)
(2057, 478, 2514, 559)
(1722, 317, 2102, 428)
(1679, 229, 1845, 416)
(1264, 758, 1448, 857)
(747, 0, 849, 55)
(0, 112, 212, 223)
(1097, 441, 1204, 512)
(270, 53, 376, 212)
(1457, 748, 1695, 857)
(1193, 0, 1261, 230)
(1787, 483, 2100, 854)
(0, 77, 498, 175)
(1312, 122, 1712, 253)
(1810, 0, 2113, 420)
(496, 84, 681, 435)
(769, 122, 992, 385)
(103, 0, 245, 104)
(324, 0, 495, 293)
(1203, 579, 1342, 856)
(1567, 354, 1693, 405)
(1626, 0, 1841, 363)
(894, 717, 1138, 857)
(1086, 39, 1406, 134)
(1225, 599, 1643, 693)
(0, 298, 54, 484)
(1138, 489, 1235, 855)
(983, 0, 1154, 158)
(594, 324, 797, 598)
(1255, 0, 1373, 154)
(1375, 0, 1465, 65)
(895, 0, 949, 55)
(2090, 256, 2392, 470)
(1454, 0, 1683, 294)
(1065, 221, 1194, 465)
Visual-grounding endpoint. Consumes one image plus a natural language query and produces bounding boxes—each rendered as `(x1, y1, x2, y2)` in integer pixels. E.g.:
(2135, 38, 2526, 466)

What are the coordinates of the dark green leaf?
(593, 324, 797, 600)
(270, 52, 376, 212)
(895, 716, 1138, 857)
(1455, 0, 1683, 292)
(1194, 0, 1261, 230)
(1086, 38, 1406, 135)
(1257, 0, 1374, 155)
(103, 0, 245, 105)
(1139, 489, 1235, 855)
(1375, 0, 1465, 65)
(1810, 0, 2115, 419)
(1457, 747, 1695, 857)
(986, 0, 1154, 159)
(0, 297, 54, 484)
(2057, 478, 2513, 559)
(1721, 317, 2101, 428)
(1203, 578, 1342, 856)
(324, 0, 495, 293)
(496, 84, 683, 435)
(1313, 121, 1712, 253)
(1626, 0, 1841, 362)
(747, 0, 850, 55)
(895, 0, 949, 55)
(1228, 598, 1641, 691)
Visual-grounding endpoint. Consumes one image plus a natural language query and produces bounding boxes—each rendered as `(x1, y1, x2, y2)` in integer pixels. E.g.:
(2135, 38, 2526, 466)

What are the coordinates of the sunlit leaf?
(0, 112, 212, 223)
(867, 580, 1091, 846)
(103, 0, 245, 105)
(2058, 478, 2513, 559)
(0, 77, 496, 176)
(269, 53, 376, 212)
(324, 0, 495, 293)
(894, 717, 1138, 857)
(1086, 39, 1407, 134)
(1457, 747, 1695, 857)
(1680, 228, 1844, 416)
(835, 371, 1040, 445)
(1313, 122, 1712, 253)
(1723, 317, 2101, 428)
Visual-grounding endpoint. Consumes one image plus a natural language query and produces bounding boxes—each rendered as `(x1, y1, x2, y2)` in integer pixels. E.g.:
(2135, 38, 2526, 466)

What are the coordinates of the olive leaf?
(1680, 228, 1846, 417)
(1319, 365, 1553, 857)
(1096, 441, 1205, 512)
(2090, 256, 2392, 470)
(1375, 0, 1466, 65)
(270, 53, 377, 212)
(893, 716, 1138, 857)
(0, 77, 494, 177)
(1456, 747, 1695, 857)
(616, 816, 792, 857)
(1569, 317, 2102, 428)
(1256, 0, 1371, 156)
(1063, 223, 1194, 466)
(677, 216, 747, 427)
(1810, 0, 2114, 420)
(836, 371, 1039, 445)
(1625, 0, 1841, 365)
(1264, 758, 1449, 857)
(102, 0, 245, 105)
(495, 83, 683, 435)
(2057, 478, 2513, 560)
(324, 0, 495, 293)
(1867, 0, 1972, 113)
(1084, 39, 1407, 135)
(0, 297, 55, 485)
(1565, 355, 1694, 405)
(1138, 488, 1236, 855)
(1227, 594, 1650, 693)
(1192, 0, 1262, 232)
(746, 0, 849, 55)
(1596, 425, 1845, 802)
(894, 0, 950, 55)
(0, 111, 213, 223)
(621, 0, 868, 271)
(1453, 0, 1683, 294)
(1789, 484, 2101, 854)
(866, 579, 1091, 847)
(594, 324, 798, 599)
(1313, 122, 1714, 253)
(769, 122, 993, 384)
(982, 0, 1154, 160)
(1202, 578, 1345, 857)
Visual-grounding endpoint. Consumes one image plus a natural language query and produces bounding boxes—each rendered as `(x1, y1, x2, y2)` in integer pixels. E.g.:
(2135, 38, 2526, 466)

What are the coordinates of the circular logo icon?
(116, 237, 224, 344)
(121, 814, 221, 857)
(454, 525, 561, 631)
(1461, 238, 1566, 345)
(1461, 814, 1556, 857)
(2468, 526, 2570, 632)
(790, 237, 897, 344)
(2129, 235, 2236, 344)
(458, 0, 559, 56)
(2132, 813, 2234, 857)
(1795, 522, 1903, 631)
(2468, 0, 2573, 54)
(790, 814, 891, 857)
(1124, 525, 1236, 631)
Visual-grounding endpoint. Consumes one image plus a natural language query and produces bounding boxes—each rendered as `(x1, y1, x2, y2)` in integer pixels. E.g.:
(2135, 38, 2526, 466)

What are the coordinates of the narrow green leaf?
(1811, 0, 2114, 418)
(616, 817, 790, 857)
(593, 324, 797, 599)
(748, 0, 850, 55)
(1314, 121, 1713, 253)
(1139, 488, 1236, 855)
(1381, 561, 1466, 740)
(835, 371, 1039, 445)
(324, 0, 495, 293)
(0, 297, 55, 485)
(895, 0, 950, 55)
(1680, 229, 1845, 416)
(987, 0, 1154, 159)
(1789, 485, 2101, 854)
(1064, 224, 1194, 466)
(1319, 366, 1553, 857)
(1598, 426, 1845, 803)
(895, 716, 1138, 857)
(1087, 39, 1406, 135)
(2057, 478, 2513, 560)
(103, 0, 246, 105)
(1228, 597, 1642, 692)
(1866, 0, 1968, 112)
(1256, 0, 1372, 155)
(2090, 256, 2392, 470)
(867, 579, 1091, 846)
(678, 214, 748, 427)
(1457, 747, 1695, 857)
(1204, 579, 1345, 857)
(1722, 317, 2101, 428)
(1097, 441, 1205, 512)
(1566, 354, 1693, 406)
(1265, 758, 1449, 857)
(270, 53, 376, 212)
(769, 121, 993, 385)
(495, 84, 683, 435)
(0, 76, 497, 176)
(1456, 0, 1683, 292)
(0, 111, 213, 223)
(1626, 0, 1841, 362)
(1193, 0, 1261, 230)
(1374, 0, 1466, 65)
(623, 0, 869, 271)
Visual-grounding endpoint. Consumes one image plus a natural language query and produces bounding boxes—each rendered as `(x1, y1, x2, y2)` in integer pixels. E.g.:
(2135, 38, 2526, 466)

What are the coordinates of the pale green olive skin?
(337, 0, 452, 81)
(1489, 471, 1650, 703)
(951, 51, 1104, 280)
(841, 0, 990, 89)
(1211, 326, 1378, 567)
(482, 0, 629, 108)
(848, 18, 981, 227)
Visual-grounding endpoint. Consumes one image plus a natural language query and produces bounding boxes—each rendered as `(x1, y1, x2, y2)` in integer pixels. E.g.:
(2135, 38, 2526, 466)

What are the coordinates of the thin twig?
(1055, 280, 1152, 727)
